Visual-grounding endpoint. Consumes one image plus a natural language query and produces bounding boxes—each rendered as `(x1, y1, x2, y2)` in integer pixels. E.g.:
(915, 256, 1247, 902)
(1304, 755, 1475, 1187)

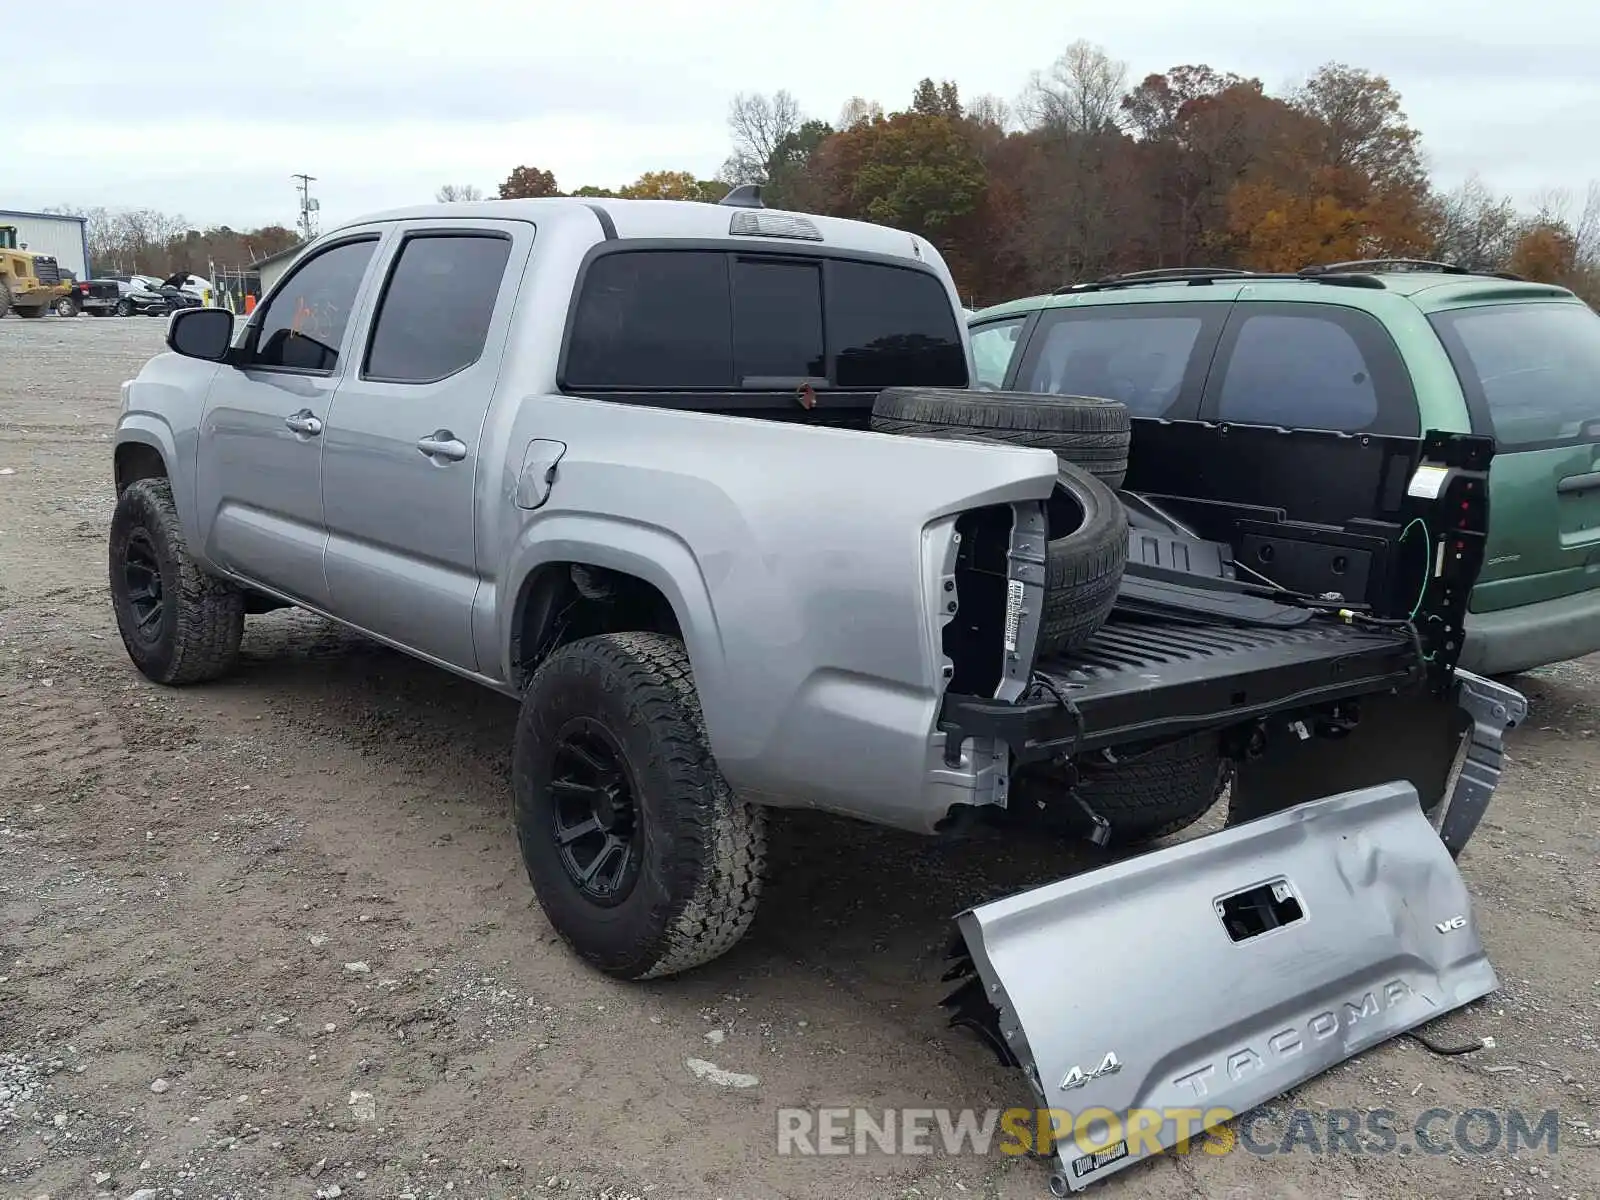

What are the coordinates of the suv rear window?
(1430, 301, 1600, 450)
(564, 249, 965, 391)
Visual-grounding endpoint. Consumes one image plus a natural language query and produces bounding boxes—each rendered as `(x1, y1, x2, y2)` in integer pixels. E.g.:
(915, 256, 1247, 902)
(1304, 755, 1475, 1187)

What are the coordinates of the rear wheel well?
(115, 443, 168, 494)
(511, 563, 682, 690)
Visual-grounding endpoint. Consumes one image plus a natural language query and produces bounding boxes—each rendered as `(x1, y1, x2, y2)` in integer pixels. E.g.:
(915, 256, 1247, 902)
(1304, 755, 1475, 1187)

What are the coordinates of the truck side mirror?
(167, 307, 234, 363)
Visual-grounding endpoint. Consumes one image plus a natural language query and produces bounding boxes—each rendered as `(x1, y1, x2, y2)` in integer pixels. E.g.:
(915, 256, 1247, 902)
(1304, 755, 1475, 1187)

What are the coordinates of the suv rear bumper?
(1462, 586, 1600, 675)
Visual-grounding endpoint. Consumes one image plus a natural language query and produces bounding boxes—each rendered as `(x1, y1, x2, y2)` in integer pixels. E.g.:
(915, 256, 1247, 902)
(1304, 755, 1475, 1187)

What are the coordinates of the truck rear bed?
(941, 610, 1419, 763)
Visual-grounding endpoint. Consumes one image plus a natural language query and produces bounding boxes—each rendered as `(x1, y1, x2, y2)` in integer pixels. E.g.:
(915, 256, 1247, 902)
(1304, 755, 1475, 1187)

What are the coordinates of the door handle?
(284, 410, 323, 436)
(416, 431, 468, 462)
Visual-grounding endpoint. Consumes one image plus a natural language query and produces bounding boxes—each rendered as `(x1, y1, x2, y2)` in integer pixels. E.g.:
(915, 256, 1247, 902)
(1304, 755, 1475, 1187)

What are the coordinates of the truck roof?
(334, 198, 943, 267)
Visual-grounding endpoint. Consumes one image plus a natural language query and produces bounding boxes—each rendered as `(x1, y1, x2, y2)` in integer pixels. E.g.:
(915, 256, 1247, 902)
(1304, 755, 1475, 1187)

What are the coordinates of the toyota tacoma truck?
(108, 193, 1526, 1193)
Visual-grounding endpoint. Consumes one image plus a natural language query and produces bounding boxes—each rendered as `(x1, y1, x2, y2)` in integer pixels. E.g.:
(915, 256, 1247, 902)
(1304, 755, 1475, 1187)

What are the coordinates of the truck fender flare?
(499, 514, 730, 740)
(113, 418, 200, 540)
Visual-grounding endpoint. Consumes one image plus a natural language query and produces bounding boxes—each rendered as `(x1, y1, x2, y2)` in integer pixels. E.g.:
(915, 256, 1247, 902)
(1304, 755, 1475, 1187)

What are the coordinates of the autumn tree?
(817, 106, 986, 237)
(46, 204, 298, 276)
(1292, 64, 1427, 195)
(498, 166, 560, 199)
(722, 90, 803, 184)
(1018, 40, 1127, 133)
(802, 83, 991, 286)
(966, 94, 1012, 133)
(1225, 63, 1432, 270)
(911, 78, 963, 119)
(1509, 220, 1580, 283)
(1428, 177, 1522, 271)
(763, 119, 834, 210)
(1116, 66, 1305, 265)
(837, 97, 884, 128)
(617, 171, 729, 202)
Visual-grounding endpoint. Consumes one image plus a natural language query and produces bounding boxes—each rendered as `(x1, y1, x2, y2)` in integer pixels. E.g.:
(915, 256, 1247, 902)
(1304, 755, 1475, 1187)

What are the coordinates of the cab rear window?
(563, 249, 966, 391)
(1430, 302, 1600, 450)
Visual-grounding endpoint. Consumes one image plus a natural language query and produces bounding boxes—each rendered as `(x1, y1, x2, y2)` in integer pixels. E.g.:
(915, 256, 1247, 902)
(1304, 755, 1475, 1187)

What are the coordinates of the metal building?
(0, 209, 90, 279)
(250, 242, 306, 299)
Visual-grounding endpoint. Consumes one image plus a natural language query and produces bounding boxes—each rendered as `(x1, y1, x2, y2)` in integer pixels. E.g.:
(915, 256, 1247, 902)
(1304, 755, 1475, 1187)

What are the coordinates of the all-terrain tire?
(512, 632, 767, 981)
(115, 298, 135, 317)
(1016, 732, 1231, 846)
(108, 477, 245, 685)
(0, 281, 11, 319)
(871, 386, 1132, 488)
(53, 296, 78, 317)
(1041, 461, 1127, 656)
(16, 305, 43, 319)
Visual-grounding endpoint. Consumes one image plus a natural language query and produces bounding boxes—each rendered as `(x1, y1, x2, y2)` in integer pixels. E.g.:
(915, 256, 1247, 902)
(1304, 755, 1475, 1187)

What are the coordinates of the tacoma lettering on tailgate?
(1172, 979, 1417, 1097)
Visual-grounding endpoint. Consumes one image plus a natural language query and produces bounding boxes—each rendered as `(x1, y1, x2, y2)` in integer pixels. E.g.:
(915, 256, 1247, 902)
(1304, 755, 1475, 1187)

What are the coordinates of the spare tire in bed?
(1040, 460, 1127, 656)
(872, 386, 1132, 488)
(1014, 731, 1231, 846)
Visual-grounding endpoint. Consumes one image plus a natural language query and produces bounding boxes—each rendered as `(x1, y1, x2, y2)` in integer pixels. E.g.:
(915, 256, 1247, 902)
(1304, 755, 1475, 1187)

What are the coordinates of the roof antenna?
(719, 184, 764, 209)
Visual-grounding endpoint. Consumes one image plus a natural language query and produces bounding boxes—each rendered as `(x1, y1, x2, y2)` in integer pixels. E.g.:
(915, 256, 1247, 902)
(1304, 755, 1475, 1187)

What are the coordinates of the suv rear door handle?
(284, 410, 323, 436)
(417, 431, 468, 462)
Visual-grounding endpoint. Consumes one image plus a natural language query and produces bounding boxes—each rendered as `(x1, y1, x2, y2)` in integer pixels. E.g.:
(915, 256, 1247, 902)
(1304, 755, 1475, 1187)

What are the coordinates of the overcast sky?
(10, 0, 1595, 232)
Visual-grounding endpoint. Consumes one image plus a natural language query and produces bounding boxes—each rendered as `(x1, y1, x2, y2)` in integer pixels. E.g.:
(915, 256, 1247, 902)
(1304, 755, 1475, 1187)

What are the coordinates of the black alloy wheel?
(549, 718, 643, 904)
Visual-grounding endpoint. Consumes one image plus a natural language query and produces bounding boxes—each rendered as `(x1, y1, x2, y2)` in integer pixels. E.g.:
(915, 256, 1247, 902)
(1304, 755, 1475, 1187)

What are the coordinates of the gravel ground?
(0, 315, 1597, 1200)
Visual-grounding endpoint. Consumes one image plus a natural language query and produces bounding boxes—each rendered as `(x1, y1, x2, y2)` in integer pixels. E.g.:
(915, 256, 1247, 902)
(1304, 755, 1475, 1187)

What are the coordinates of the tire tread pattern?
(111, 478, 244, 685)
(871, 387, 1132, 487)
(518, 633, 767, 980)
(1040, 463, 1128, 655)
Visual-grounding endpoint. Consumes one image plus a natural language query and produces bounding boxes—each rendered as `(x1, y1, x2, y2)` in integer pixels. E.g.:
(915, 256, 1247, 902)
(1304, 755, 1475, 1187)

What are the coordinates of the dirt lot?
(0, 315, 1596, 1200)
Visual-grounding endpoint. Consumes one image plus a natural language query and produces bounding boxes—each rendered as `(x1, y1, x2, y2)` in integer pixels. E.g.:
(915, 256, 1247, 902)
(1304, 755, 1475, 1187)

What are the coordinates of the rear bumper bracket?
(1435, 669, 1528, 858)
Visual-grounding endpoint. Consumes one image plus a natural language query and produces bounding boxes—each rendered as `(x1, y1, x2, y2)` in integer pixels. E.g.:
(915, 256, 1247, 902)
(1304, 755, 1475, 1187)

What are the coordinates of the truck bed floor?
(942, 612, 1422, 762)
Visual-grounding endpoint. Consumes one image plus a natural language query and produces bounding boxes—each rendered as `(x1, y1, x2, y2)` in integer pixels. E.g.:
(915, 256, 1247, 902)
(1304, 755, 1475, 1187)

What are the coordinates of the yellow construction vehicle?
(0, 225, 72, 318)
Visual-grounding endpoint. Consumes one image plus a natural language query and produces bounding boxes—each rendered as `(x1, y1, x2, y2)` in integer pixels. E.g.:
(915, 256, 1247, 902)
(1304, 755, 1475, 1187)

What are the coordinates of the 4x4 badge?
(1060, 1051, 1122, 1091)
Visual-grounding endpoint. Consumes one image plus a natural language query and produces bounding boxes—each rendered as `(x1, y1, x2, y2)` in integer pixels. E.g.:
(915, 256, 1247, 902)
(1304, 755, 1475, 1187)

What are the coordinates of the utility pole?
(292, 173, 320, 242)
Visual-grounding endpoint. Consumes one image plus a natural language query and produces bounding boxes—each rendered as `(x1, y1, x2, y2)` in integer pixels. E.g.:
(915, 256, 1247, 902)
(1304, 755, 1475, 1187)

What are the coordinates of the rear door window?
(969, 317, 1027, 389)
(563, 249, 966, 392)
(1429, 301, 1600, 450)
(1014, 304, 1226, 418)
(1205, 303, 1417, 435)
(363, 233, 513, 383)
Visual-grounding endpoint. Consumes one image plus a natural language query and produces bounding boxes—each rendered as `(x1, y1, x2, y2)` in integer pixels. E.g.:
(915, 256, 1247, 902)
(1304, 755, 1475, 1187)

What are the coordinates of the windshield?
(1430, 301, 1600, 450)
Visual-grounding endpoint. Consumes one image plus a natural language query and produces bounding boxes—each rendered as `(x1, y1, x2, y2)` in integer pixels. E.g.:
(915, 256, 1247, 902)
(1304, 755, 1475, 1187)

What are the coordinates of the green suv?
(970, 262, 1600, 676)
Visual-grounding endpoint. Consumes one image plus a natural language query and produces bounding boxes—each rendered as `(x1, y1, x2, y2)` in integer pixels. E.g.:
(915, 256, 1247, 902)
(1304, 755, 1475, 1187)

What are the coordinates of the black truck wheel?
(1015, 732, 1230, 846)
(872, 386, 1132, 488)
(512, 632, 767, 981)
(1040, 461, 1127, 656)
(53, 296, 79, 317)
(115, 298, 135, 317)
(108, 478, 245, 685)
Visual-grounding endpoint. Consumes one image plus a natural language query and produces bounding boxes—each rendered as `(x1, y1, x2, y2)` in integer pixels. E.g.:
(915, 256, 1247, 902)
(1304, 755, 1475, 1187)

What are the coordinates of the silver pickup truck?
(109, 193, 1527, 1193)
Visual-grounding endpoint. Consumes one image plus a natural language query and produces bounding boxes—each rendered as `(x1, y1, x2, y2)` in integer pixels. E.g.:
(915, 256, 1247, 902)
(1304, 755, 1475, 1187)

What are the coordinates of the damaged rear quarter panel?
(488, 394, 1058, 830)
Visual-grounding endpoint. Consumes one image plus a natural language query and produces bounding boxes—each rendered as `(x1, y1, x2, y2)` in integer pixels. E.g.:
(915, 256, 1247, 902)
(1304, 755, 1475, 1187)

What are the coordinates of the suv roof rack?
(1303, 258, 1525, 281)
(1053, 265, 1387, 296)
